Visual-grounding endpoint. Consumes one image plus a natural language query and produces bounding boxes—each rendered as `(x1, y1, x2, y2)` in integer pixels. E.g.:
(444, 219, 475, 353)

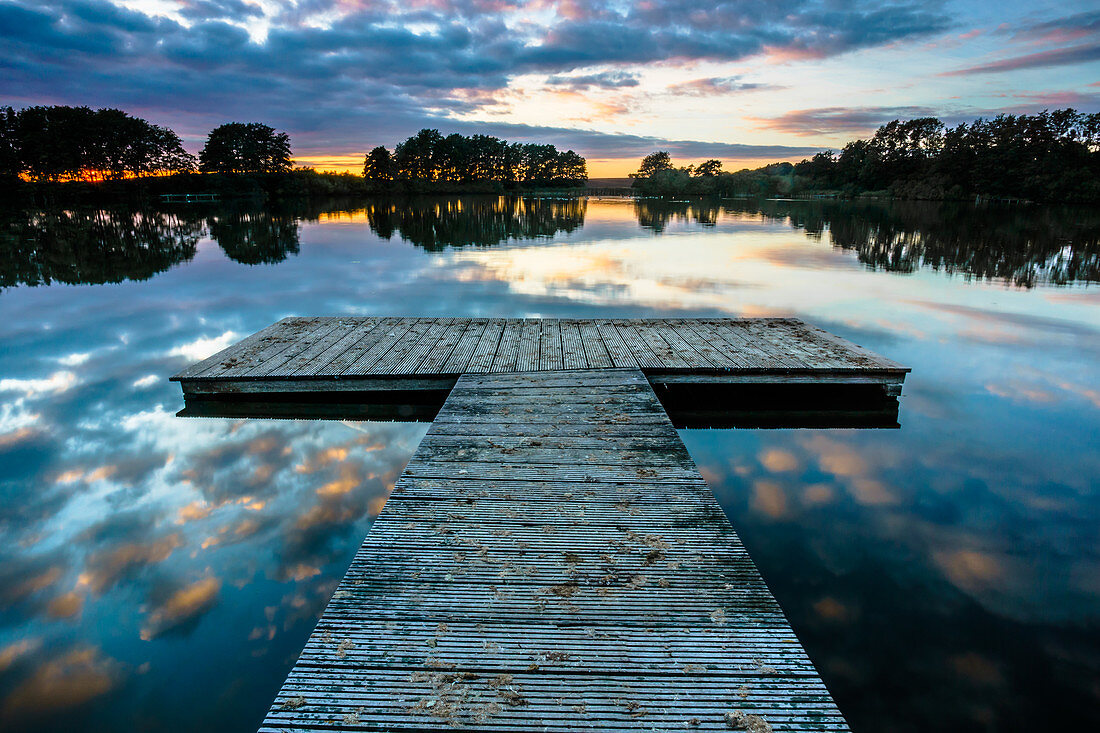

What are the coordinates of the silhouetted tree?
(694, 159, 723, 177)
(0, 107, 19, 181)
(199, 122, 292, 174)
(631, 151, 673, 180)
(394, 128, 444, 182)
(362, 146, 395, 182)
(0, 105, 195, 182)
(386, 129, 586, 190)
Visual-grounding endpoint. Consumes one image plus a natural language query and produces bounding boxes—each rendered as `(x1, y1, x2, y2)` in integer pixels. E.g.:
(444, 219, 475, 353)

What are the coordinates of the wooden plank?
(538, 319, 564, 370)
(176, 317, 908, 384)
(419, 319, 477, 374)
(340, 317, 420, 376)
(596, 319, 640, 368)
(296, 317, 388, 376)
(197, 317, 323, 379)
(634, 320, 692, 369)
(559, 320, 589, 370)
(391, 318, 456, 375)
(265, 320, 362, 378)
(489, 320, 523, 373)
(467, 319, 506, 373)
(241, 319, 346, 378)
(578, 321, 614, 368)
(515, 320, 541, 371)
(260, 369, 849, 732)
(612, 320, 662, 368)
(373, 318, 441, 374)
(440, 320, 488, 374)
(651, 319, 720, 369)
(708, 320, 802, 369)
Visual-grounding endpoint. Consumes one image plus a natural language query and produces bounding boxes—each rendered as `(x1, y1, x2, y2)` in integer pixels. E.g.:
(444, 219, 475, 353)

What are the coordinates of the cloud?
(752, 106, 939, 136)
(752, 104, 941, 135)
(0, 0, 953, 158)
(140, 577, 222, 639)
(166, 330, 239, 362)
(1, 646, 124, 718)
(545, 71, 640, 91)
(941, 42, 1100, 76)
(81, 534, 183, 594)
(0, 371, 78, 398)
(665, 76, 773, 96)
(1003, 10, 1100, 45)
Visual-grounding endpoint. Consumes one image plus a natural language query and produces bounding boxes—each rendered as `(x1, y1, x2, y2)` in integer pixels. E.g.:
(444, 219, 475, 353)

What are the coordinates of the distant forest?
(362, 129, 588, 191)
(631, 109, 1100, 203)
(0, 105, 586, 195)
(4, 104, 1098, 202)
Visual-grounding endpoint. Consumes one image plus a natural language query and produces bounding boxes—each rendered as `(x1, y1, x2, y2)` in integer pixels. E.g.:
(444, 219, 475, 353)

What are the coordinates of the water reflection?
(2, 196, 1098, 288)
(357, 196, 586, 249)
(734, 199, 1100, 287)
(630, 198, 1100, 286)
(0, 196, 1097, 732)
(207, 203, 301, 265)
(0, 208, 202, 288)
(0, 203, 307, 284)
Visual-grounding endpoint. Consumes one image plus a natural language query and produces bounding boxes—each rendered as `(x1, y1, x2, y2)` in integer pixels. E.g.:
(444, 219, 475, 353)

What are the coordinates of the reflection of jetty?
(173, 317, 907, 731)
(159, 192, 220, 203)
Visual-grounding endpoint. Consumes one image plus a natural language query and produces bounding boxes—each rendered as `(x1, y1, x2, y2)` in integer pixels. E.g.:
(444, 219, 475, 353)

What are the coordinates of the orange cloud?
(0, 639, 41, 673)
(82, 535, 182, 594)
(751, 479, 788, 519)
(47, 592, 84, 620)
(2, 646, 123, 717)
(176, 501, 212, 524)
(812, 596, 853, 622)
(759, 448, 800, 472)
(933, 549, 1003, 593)
(140, 577, 222, 640)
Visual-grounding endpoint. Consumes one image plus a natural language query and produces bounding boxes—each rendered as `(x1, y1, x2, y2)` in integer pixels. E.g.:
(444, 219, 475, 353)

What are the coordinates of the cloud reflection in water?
(0, 196, 1097, 731)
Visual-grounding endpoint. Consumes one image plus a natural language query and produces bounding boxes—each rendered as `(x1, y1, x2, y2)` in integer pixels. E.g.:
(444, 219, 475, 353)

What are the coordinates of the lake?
(1, 195, 1098, 732)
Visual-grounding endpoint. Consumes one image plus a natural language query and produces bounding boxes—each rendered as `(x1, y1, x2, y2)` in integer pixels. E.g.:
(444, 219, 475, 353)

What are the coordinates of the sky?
(1, 0, 1098, 175)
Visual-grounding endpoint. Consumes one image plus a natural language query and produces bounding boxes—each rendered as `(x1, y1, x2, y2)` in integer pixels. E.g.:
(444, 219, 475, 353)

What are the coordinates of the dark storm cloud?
(0, 0, 953, 155)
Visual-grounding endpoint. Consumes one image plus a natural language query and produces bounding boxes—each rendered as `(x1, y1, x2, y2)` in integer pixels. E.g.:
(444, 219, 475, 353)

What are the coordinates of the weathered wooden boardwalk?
(260, 369, 847, 731)
(173, 317, 907, 397)
(172, 317, 906, 731)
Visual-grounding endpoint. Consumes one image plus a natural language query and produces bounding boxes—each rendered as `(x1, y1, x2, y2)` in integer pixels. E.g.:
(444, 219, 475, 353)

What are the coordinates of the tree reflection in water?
(1, 196, 1097, 289)
(360, 196, 587, 250)
(729, 199, 1100, 288)
(0, 208, 203, 288)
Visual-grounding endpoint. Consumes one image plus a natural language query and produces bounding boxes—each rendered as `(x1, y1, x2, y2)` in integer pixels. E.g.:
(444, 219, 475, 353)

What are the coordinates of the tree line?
(363, 129, 587, 190)
(0, 106, 294, 181)
(0, 105, 587, 193)
(631, 109, 1100, 202)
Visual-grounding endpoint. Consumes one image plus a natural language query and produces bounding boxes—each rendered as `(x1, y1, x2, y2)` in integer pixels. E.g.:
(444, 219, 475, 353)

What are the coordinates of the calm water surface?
(1, 197, 1098, 732)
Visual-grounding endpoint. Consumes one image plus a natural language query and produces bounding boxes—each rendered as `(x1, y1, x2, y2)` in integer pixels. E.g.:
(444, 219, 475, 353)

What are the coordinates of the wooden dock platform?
(173, 317, 907, 396)
(171, 317, 907, 730)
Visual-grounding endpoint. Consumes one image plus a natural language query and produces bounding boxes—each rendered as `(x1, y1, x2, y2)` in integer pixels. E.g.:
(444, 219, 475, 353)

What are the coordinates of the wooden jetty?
(172, 317, 908, 731)
(159, 192, 220, 203)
